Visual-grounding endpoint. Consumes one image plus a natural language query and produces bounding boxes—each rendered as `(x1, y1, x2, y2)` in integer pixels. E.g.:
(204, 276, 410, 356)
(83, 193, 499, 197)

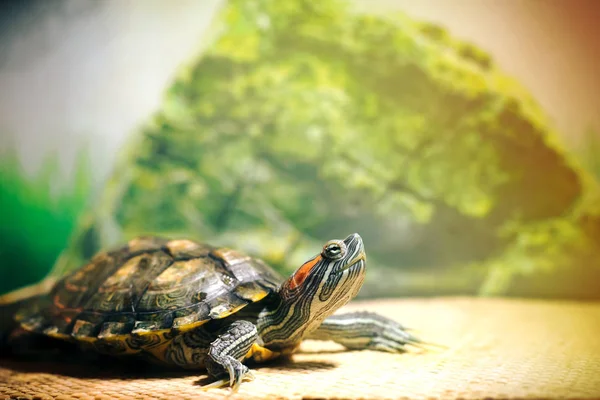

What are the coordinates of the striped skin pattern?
(256, 233, 367, 351)
(307, 311, 422, 352)
(6, 234, 422, 391)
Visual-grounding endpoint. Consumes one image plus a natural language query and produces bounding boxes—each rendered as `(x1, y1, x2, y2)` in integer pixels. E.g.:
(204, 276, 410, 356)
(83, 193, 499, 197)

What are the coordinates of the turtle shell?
(16, 237, 283, 351)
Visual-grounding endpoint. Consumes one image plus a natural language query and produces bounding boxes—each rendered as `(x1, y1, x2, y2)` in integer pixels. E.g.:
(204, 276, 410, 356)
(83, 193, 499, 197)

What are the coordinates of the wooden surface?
(2, 297, 600, 399)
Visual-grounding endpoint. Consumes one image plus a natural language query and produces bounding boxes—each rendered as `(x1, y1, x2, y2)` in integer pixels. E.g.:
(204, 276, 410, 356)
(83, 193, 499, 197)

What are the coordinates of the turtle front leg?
(203, 320, 258, 391)
(308, 311, 424, 352)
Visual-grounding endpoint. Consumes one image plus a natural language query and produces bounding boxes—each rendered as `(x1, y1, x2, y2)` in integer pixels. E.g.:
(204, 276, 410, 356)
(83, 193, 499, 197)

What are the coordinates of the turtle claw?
(377, 330, 446, 354)
(229, 362, 254, 393)
(246, 370, 256, 380)
(411, 339, 448, 352)
(203, 360, 255, 393)
(200, 374, 254, 395)
(200, 378, 230, 391)
(401, 331, 447, 352)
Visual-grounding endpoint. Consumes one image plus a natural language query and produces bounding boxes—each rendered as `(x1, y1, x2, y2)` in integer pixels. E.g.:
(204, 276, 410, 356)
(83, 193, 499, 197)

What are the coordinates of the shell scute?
(127, 236, 170, 254)
(56, 253, 119, 310)
(234, 281, 270, 302)
(146, 258, 210, 292)
(139, 256, 235, 315)
(97, 320, 134, 339)
(207, 291, 249, 319)
(71, 319, 98, 339)
(210, 247, 251, 266)
(166, 239, 213, 260)
(83, 250, 173, 314)
(20, 315, 46, 332)
(134, 310, 174, 331)
(132, 320, 160, 334)
(173, 311, 207, 330)
(126, 332, 163, 350)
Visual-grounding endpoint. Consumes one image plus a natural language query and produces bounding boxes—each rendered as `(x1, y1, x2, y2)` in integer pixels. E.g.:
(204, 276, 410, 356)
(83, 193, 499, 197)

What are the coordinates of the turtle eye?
(322, 241, 345, 260)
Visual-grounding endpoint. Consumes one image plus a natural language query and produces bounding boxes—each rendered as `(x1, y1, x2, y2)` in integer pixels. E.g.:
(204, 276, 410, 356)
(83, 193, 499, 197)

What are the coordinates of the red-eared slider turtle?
(2, 233, 422, 390)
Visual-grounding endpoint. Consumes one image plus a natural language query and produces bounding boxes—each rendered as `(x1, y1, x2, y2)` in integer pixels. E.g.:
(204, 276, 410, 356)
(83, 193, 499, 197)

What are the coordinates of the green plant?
(576, 127, 600, 181)
(0, 149, 91, 294)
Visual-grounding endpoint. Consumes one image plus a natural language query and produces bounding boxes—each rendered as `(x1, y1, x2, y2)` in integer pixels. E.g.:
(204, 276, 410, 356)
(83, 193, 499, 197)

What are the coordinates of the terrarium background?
(1, 0, 599, 299)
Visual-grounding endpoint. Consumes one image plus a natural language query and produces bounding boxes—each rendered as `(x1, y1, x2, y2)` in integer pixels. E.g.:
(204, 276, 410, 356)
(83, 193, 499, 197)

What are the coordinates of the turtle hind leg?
(307, 311, 443, 353)
(203, 320, 258, 392)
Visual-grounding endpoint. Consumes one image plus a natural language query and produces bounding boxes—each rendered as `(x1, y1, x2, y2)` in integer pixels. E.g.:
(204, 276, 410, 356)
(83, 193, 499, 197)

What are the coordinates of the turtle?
(1, 233, 423, 390)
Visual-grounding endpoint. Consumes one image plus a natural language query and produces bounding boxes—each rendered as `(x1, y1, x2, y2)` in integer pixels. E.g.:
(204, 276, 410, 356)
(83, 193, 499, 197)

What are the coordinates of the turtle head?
(259, 233, 366, 349)
(284, 233, 366, 303)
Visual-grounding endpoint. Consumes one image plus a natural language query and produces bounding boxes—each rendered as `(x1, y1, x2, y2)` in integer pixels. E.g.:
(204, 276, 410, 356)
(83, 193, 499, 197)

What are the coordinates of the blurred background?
(1, 0, 599, 300)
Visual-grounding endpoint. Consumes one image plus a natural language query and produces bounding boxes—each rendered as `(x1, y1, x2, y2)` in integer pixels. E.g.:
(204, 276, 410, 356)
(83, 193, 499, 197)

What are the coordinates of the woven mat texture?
(1, 297, 600, 400)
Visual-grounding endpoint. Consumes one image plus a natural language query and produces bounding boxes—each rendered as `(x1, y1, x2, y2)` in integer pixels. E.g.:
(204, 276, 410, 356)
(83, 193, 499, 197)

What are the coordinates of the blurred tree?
(52, 0, 592, 298)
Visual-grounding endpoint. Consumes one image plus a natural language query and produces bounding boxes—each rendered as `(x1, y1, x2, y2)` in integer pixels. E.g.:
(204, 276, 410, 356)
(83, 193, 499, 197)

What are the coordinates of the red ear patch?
(289, 255, 322, 290)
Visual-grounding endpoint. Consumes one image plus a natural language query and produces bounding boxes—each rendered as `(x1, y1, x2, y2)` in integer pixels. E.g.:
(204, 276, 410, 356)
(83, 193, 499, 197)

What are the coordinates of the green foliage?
(53, 0, 594, 299)
(478, 217, 584, 295)
(478, 195, 600, 298)
(576, 127, 600, 181)
(0, 149, 91, 294)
